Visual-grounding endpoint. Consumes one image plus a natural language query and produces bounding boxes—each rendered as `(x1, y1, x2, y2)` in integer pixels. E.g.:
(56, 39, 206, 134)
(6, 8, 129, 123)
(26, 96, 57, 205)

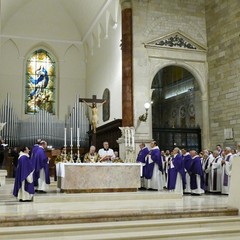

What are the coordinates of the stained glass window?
(25, 49, 56, 114)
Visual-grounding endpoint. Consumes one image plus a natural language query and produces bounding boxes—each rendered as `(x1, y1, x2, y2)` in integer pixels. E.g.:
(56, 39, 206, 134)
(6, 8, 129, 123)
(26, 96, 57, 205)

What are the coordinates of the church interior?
(1, 0, 240, 239)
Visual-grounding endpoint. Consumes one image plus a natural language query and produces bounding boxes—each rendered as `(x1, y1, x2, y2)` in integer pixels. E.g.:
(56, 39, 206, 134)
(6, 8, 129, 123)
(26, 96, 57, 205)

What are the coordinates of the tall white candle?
(131, 129, 135, 150)
(125, 128, 127, 147)
(77, 127, 80, 147)
(128, 128, 130, 147)
(64, 128, 67, 146)
(70, 127, 73, 146)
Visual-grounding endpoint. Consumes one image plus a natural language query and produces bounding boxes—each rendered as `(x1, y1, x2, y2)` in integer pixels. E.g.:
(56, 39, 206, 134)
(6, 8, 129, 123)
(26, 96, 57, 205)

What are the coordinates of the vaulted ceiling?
(0, 0, 109, 43)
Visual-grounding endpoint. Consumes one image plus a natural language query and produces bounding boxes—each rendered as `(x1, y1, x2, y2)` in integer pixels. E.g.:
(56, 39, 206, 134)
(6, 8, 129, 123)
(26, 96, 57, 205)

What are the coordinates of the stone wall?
(132, 0, 208, 146)
(206, 0, 240, 149)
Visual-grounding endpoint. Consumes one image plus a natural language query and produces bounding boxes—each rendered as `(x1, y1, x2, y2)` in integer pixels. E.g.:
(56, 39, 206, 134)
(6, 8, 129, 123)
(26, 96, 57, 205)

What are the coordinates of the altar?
(56, 162, 141, 193)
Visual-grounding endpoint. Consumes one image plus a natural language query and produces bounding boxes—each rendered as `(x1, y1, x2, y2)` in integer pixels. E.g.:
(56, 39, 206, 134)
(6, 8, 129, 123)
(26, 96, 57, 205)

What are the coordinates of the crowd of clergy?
(12, 138, 235, 202)
(136, 142, 234, 196)
(13, 139, 50, 202)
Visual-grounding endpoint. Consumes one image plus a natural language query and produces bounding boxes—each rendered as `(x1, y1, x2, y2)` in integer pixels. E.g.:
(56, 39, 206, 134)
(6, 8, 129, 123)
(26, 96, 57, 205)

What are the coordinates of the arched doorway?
(151, 65, 202, 152)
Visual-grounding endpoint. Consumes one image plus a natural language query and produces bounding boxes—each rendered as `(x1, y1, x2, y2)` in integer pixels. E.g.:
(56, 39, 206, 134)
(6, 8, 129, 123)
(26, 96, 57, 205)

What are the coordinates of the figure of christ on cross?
(79, 95, 106, 134)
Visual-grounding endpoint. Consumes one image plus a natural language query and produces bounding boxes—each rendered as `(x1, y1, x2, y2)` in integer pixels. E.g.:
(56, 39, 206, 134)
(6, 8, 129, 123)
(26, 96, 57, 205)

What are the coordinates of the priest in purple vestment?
(13, 146, 34, 202)
(182, 148, 192, 193)
(167, 147, 186, 194)
(143, 141, 163, 191)
(32, 140, 50, 193)
(136, 143, 149, 177)
(189, 150, 205, 195)
(30, 138, 42, 158)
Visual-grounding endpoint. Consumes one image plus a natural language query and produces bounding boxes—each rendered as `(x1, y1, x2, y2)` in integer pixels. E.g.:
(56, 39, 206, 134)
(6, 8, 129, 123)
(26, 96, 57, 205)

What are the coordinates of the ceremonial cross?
(79, 95, 105, 105)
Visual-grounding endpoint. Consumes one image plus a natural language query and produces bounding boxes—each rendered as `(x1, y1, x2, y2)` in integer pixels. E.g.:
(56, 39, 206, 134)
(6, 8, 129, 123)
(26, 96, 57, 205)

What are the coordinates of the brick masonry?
(206, 0, 240, 149)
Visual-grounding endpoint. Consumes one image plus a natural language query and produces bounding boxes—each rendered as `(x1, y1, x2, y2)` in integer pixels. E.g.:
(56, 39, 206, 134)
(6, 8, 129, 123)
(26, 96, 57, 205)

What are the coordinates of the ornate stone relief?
(144, 31, 207, 51)
(155, 35, 196, 49)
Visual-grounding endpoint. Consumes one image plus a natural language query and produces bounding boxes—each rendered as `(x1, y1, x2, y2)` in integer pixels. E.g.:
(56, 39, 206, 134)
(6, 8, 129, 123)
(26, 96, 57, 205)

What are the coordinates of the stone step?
(1, 190, 237, 227)
(1, 216, 240, 239)
(1, 178, 182, 202)
(1, 179, 238, 229)
(34, 190, 182, 203)
(1, 201, 237, 227)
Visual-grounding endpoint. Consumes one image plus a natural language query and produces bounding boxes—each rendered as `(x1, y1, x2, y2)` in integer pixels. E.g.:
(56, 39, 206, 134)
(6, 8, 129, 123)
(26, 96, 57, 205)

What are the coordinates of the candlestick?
(76, 145, 81, 163)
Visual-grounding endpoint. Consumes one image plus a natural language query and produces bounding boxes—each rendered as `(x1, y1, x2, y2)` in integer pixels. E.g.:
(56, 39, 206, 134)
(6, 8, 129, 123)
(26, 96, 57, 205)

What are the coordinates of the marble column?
(121, 0, 133, 127)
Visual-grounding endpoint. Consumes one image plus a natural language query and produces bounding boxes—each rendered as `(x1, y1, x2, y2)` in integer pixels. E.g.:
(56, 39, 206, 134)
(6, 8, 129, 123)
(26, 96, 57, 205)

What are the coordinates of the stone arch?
(25, 43, 58, 61)
(149, 60, 209, 149)
(150, 60, 206, 95)
(2, 38, 20, 58)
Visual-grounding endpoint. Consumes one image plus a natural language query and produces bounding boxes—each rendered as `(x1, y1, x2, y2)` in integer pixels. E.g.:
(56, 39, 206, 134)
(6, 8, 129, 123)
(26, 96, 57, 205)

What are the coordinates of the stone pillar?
(117, 127, 135, 162)
(0, 1, 2, 58)
(228, 157, 240, 210)
(201, 93, 210, 149)
(121, 0, 133, 127)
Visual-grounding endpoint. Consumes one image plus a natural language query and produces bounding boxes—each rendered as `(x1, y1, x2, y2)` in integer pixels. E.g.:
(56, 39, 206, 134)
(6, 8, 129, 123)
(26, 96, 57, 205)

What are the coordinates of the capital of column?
(120, 0, 132, 10)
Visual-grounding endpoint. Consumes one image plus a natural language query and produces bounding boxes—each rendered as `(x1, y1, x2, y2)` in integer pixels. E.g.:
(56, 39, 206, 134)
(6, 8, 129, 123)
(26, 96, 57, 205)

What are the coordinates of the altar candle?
(70, 127, 73, 146)
(128, 129, 131, 147)
(64, 128, 67, 146)
(131, 129, 135, 150)
(77, 127, 80, 146)
(125, 128, 127, 147)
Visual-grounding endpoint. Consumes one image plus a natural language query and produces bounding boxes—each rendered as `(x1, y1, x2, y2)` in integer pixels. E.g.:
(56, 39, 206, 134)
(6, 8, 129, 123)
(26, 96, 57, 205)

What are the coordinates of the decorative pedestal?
(0, 170, 7, 186)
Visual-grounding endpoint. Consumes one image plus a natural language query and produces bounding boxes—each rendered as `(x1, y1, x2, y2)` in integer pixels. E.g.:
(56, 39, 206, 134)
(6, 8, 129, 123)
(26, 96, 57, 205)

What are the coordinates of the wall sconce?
(139, 102, 151, 122)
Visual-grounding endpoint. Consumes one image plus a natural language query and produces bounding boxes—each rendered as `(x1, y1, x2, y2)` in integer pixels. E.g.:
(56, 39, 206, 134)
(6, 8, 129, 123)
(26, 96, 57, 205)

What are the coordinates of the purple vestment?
(13, 154, 34, 197)
(189, 155, 205, 190)
(167, 153, 186, 190)
(183, 153, 192, 172)
(136, 147, 149, 163)
(136, 147, 149, 178)
(33, 147, 50, 186)
(31, 144, 40, 158)
(144, 147, 162, 179)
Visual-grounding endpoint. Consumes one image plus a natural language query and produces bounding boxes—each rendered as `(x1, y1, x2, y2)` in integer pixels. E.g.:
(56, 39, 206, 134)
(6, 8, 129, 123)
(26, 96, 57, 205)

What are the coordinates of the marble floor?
(0, 179, 232, 221)
(0, 178, 240, 239)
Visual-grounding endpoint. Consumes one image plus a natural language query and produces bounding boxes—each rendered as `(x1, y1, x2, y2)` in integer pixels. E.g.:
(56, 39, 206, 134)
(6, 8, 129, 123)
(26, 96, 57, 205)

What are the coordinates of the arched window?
(25, 49, 56, 114)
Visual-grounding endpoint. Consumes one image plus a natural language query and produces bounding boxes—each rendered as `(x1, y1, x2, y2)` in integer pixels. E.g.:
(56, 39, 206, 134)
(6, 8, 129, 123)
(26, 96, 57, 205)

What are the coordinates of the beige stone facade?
(132, 0, 240, 150)
(206, 0, 240, 149)
(132, 0, 209, 148)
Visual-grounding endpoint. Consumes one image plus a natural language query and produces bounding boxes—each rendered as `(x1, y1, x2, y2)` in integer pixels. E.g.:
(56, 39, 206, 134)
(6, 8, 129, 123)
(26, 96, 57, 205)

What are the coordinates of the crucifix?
(79, 95, 106, 145)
